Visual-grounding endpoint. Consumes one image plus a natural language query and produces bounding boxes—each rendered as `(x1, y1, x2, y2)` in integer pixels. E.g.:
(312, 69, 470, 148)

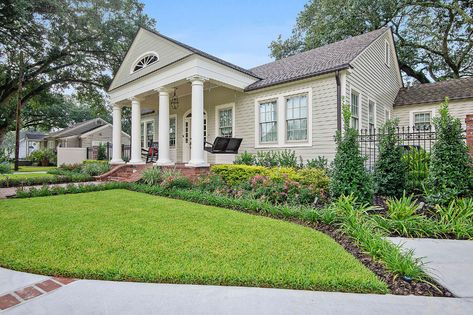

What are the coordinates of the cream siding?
(393, 99, 473, 129)
(81, 125, 130, 148)
(109, 29, 192, 91)
(345, 31, 402, 129)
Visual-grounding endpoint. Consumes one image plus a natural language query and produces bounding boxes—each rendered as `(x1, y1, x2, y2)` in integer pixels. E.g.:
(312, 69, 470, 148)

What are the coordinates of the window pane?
(259, 101, 277, 142)
(219, 108, 233, 137)
(286, 95, 308, 141)
(169, 117, 176, 147)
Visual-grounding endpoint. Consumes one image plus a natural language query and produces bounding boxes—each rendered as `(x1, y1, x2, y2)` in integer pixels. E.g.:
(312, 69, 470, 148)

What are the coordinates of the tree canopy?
(269, 0, 473, 83)
(0, 0, 155, 143)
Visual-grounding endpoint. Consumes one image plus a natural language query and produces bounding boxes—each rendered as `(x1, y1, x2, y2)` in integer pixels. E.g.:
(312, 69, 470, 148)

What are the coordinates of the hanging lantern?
(170, 88, 179, 110)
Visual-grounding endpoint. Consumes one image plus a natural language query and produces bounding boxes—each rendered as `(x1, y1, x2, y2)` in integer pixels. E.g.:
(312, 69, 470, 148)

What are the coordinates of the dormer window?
(132, 52, 159, 73)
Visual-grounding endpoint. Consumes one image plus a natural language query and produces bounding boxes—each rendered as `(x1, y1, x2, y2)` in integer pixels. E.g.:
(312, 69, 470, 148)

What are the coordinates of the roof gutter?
(335, 70, 342, 132)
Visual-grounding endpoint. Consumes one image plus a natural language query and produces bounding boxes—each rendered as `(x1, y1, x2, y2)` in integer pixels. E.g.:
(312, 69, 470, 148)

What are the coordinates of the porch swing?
(204, 137, 242, 154)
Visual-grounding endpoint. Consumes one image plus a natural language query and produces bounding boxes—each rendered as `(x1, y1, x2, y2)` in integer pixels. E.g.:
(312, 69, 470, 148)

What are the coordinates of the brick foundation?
(466, 114, 473, 160)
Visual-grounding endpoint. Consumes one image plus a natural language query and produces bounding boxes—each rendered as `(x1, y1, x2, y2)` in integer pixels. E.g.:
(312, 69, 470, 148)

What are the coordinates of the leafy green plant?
(97, 144, 107, 160)
(330, 104, 373, 204)
(306, 156, 328, 170)
(234, 151, 255, 165)
(81, 162, 110, 176)
(83, 160, 109, 165)
(386, 193, 418, 220)
(211, 164, 269, 185)
(402, 147, 430, 192)
(141, 167, 165, 185)
(373, 119, 406, 197)
(297, 168, 330, 191)
(277, 150, 298, 168)
(435, 198, 473, 239)
(30, 148, 56, 166)
(427, 98, 472, 204)
(255, 151, 279, 167)
(0, 162, 11, 174)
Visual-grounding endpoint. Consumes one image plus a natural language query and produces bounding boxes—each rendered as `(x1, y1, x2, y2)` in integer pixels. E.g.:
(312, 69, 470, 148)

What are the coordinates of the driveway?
(389, 237, 473, 298)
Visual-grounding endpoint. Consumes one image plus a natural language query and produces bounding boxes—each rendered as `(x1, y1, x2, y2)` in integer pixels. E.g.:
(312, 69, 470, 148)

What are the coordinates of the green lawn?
(0, 190, 387, 293)
(12, 165, 56, 172)
(0, 173, 55, 180)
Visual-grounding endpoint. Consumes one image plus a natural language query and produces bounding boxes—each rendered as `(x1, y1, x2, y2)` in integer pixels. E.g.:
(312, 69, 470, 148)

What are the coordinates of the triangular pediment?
(109, 28, 193, 91)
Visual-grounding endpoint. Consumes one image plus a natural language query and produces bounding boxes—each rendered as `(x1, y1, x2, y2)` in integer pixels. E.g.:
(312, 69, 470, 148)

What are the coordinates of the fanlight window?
(133, 53, 158, 72)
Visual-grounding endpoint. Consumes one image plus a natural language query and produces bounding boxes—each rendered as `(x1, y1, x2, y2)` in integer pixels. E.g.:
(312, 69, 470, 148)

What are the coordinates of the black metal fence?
(86, 143, 131, 162)
(358, 125, 466, 190)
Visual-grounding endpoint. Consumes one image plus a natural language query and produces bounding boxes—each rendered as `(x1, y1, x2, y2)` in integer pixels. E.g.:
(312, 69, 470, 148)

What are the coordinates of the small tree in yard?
(427, 98, 472, 204)
(373, 119, 406, 197)
(330, 104, 373, 204)
(97, 144, 107, 161)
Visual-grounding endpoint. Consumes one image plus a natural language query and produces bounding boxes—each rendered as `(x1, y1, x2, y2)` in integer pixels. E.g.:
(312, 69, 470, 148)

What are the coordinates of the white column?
(111, 104, 125, 164)
(155, 88, 174, 166)
(129, 97, 145, 164)
(186, 75, 209, 167)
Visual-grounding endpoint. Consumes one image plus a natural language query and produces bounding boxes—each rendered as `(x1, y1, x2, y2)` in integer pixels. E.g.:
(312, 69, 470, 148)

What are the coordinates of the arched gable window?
(131, 52, 159, 73)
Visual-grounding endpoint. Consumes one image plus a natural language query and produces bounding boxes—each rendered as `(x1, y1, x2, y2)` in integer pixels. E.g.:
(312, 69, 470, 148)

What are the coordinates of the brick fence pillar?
(466, 114, 473, 159)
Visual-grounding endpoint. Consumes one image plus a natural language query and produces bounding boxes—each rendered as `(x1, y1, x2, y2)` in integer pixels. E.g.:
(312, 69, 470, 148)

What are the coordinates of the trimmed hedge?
(83, 160, 109, 165)
(0, 174, 93, 188)
(211, 165, 269, 185)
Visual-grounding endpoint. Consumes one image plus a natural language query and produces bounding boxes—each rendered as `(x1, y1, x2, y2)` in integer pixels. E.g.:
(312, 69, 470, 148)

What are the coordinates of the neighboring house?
(8, 131, 45, 160)
(107, 26, 471, 166)
(393, 77, 473, 130)
(42, 118, 130, 150)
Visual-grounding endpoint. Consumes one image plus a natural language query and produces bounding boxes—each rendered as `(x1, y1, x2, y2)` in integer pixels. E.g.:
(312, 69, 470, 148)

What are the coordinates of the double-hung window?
(218, 108, 233, 137)
(413, 112, 432, 130)
(351, 91, 360, 129)
(259, 101, 278, 143)
(169, 117, 176, 147)
(286, 95, 308, 141)
(146, 121, 154, 147)
(368, 100, 375, 132)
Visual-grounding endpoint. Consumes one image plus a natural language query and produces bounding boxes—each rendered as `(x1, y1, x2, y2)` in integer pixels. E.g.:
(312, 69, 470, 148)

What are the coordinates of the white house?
(107, 26, 472, 167)
(8, 131, 45, 160)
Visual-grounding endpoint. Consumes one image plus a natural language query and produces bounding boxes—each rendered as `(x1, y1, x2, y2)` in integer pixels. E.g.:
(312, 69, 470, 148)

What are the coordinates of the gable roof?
(245, 27, 390, 91)
(394, 77, 473, 106)
(22, 131, 45, 141)
(46, 118, 108, 139)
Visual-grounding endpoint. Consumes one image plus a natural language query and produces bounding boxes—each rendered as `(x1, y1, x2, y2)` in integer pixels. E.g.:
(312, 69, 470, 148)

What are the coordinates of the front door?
(182, 112, 207, 163)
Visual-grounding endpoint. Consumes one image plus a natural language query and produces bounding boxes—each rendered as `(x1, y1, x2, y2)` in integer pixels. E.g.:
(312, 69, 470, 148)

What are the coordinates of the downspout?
(335, 70, 342, 131)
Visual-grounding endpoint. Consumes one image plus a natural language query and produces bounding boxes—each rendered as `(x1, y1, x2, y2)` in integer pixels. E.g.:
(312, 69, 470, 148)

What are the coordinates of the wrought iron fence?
(358, 125, 466, 191)
(86, 143, 131, 162)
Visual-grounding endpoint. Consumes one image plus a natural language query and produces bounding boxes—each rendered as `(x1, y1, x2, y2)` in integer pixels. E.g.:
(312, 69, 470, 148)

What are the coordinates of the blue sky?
(141, 0, 307, 69)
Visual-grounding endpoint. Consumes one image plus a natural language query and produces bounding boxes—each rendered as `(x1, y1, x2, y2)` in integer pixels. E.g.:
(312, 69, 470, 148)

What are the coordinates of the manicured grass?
(0, 190, 387, 293)
(12, 165, 56, 172)
(0, 173, 55, 180)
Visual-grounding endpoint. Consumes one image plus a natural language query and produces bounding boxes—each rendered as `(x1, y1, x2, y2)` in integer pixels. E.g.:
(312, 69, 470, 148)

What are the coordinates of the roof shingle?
(394, 77, 473, 106)
(245, 27, 389, 91)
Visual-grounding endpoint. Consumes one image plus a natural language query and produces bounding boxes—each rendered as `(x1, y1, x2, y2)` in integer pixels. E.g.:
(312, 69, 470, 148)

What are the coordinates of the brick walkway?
(0, 181, 105, 199)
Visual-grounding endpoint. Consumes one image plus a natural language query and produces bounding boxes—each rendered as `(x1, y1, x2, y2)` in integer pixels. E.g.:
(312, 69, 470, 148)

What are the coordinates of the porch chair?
(204, 137, 242, 154)
(142, 141, 159, 163)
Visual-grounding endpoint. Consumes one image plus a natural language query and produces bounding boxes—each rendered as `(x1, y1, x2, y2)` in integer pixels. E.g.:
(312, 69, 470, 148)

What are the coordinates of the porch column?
(155, 88, 174, 166)
(111, 104, 125, 164)
(186, 75, 209, 167)
(129, 97, 144, 164)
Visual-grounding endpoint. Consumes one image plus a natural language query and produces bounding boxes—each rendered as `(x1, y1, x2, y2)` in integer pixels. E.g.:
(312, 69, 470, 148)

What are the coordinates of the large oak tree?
(0, 0, 155, 144)
(269, 0, 473, 83)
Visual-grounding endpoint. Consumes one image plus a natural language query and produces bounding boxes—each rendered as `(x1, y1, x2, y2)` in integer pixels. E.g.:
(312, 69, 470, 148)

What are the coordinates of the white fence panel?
(57, 147, 87, 165)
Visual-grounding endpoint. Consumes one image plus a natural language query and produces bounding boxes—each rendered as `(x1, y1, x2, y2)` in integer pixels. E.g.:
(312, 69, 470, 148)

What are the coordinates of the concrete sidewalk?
(1, 267, 472, 315)
(389, 237, 473, 298)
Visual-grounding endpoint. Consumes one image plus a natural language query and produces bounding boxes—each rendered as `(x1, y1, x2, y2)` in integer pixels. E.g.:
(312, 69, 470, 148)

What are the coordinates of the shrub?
(277, 150, 298, 168)
(402, 147, 430, 192)
(386, 193, 419, 220)
(195, 174, 227, 192)
(234, 151, 255, 165)
(267, 167, 301, 182)
(211, 164, 269, 185)
(97, 144, 107, 160)
(83, 160, 109, 165)
(30, 148, 56, 166)
(81, 162, 110, 176)
(160, 174, 192, 190)
(373, 119, 406, 197)
(0, 161, 11, 174)
(141, 167, 165, 185)
(306, 156, 328, 170)
(330, 105, 373, 204)
(427, 98, 472, 204)
(297, 168, 330, 191)
(435, 198, 473, 239)
(255, 151, 279, 167)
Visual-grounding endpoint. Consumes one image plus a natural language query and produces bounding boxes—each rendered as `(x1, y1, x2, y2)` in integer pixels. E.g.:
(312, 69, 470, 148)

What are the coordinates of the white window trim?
(215, 103, 235, 138)
(385, 109, 391, 122)
(384, 39, 390, 67)
(349, 87, 362, 131)
(409, 109, 436, 130)
(130, 51, 160, 74)
(169, 114, 177, 148)
(367, 97, 377, 130)
(254, 87, 312, 148)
